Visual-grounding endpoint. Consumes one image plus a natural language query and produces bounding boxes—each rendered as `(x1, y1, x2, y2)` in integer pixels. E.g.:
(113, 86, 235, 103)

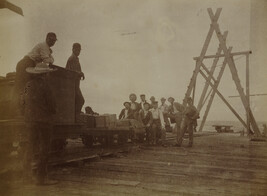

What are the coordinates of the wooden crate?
(95, 114, 117, 128)
(80, 114, 95, 128)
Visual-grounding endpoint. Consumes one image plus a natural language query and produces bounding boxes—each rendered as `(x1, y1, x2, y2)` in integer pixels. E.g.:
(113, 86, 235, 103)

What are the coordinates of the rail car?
(0, 65, 145, 157)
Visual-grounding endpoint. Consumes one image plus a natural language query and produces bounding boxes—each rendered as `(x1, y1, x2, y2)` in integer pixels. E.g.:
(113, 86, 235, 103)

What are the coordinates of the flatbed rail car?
(0, 65, 143, 157)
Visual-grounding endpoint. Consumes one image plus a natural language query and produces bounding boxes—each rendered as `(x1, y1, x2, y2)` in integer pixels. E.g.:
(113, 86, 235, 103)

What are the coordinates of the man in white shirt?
(14, 32, 57, 116)
(149, 101, 165, 145)
(159, 97, 171, 132)
(139, 94, 148, 110)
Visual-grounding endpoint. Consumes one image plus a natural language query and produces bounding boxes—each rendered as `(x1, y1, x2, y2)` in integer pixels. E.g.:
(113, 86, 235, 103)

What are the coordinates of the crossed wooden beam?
(183, 8, 261, 136)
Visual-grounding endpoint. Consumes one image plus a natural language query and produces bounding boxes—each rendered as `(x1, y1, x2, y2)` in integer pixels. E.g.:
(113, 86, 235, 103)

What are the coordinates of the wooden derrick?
(183, 8, 261, 136)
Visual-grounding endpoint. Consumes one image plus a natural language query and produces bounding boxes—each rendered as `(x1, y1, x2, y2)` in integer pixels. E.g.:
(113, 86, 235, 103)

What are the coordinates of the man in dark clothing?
(14, 32, 57, 116)
(22, 63, 57, 185)
(85, 106, 99, 116)
(167, 97, 184, 134)
(119, 102, 134, 120)
(177, 97, 199, 147)
(139, 94, 149, 110)
(139, 102, 152, 144)
(129, 93, 141, 120)
(66, 43, 85, 121)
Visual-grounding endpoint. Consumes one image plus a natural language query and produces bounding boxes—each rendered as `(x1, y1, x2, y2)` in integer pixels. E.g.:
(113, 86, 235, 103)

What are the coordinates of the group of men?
(119, 94, 199, 147)
(14, 32, 85, 185)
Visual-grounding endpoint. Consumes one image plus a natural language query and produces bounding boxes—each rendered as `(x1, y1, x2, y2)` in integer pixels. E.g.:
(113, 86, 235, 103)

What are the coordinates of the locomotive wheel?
(82, 135, 94, 148)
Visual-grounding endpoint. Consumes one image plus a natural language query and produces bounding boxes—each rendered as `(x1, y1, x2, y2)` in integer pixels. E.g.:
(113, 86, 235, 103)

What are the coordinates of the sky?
(0, 0, 266, 123)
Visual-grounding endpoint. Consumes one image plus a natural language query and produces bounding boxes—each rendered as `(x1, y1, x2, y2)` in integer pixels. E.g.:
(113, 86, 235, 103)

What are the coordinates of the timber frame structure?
(183, 8, 261, 136)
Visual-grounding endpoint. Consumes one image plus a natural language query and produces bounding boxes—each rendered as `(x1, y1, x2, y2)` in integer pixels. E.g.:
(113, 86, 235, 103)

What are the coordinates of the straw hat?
(26, 62, 57, 74)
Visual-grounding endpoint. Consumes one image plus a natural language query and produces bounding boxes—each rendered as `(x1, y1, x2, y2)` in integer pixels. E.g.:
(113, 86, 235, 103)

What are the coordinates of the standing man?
(14, 32, 57, 115)
(66, 43, 85, 121)
(167, 97, 184, 134)
(159, 97, 171, 132)
(129, 93, 140, 119)
(139, 102, 152, 144)
(149, 101, 165, 145)
(22, 63, 57, 185)
(140, 94, 148, 110)
(177, 97, 199, 147)
(150, 96, 156, 108)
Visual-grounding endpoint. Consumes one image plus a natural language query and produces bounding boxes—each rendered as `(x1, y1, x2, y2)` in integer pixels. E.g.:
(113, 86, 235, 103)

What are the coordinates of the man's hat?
(123, 101, 131, 106)
(186, 97, 193, 102)
(46, 32, 57, 41)
(26, 62, 57, 74)
(150, 96, 155, 100)
(73, 43, 81, 49)
(168, 97, 175, 101)
(161, 97, 166, 101)
(140, 94, 145, 97)
(129, 93, 137, 99)
(143, 102, 150, 106)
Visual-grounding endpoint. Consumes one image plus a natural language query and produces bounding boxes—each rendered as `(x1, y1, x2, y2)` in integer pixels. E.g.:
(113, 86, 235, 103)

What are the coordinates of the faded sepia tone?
(0, 0, 266, 195)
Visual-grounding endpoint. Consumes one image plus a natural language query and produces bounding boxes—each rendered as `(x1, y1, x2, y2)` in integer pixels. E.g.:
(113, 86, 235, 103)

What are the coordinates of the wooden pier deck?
(3, 132, 267, 196)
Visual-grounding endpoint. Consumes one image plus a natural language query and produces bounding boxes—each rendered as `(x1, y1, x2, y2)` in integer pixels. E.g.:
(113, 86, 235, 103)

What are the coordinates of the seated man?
(149, 101, 165, 145)
(177, 97, 199, 147)
(66, 43, 85, 121)
(14, 32, 57, 116)
(85, 106, 99, 116)
(119, 102, 134, 120)
(139, 102, 152, 143)
(129, 93, 140, 119)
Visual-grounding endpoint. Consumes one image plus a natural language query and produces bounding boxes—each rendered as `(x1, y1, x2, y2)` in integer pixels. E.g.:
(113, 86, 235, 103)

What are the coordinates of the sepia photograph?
(0, 0, 266, 195)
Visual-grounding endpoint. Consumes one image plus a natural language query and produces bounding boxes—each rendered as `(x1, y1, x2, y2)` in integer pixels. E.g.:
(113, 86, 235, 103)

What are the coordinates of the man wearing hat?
(66, 43, 85, 121)
(119, 102, 134, 120)
(22, 63, 57, 185)
(149, 96, 156, 108)
(129, 93, 140, 119)
(177, 97, 199, 147)
(149, 101, 165, 145)
(14, 32, 57, 116)
(139, 94, 148, 110)
(139, 102, 152, 143)
(167, 97, 184, 135)
(159, 97, 171, 133)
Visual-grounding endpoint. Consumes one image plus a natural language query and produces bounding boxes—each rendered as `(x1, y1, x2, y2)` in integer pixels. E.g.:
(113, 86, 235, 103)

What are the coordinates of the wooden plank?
(197, 31, 228, 113)
(193, 50, 252, 60)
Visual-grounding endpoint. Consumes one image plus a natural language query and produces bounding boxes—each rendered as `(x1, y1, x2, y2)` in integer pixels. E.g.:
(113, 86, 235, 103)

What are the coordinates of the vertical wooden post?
(246, 54, 250, 134)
